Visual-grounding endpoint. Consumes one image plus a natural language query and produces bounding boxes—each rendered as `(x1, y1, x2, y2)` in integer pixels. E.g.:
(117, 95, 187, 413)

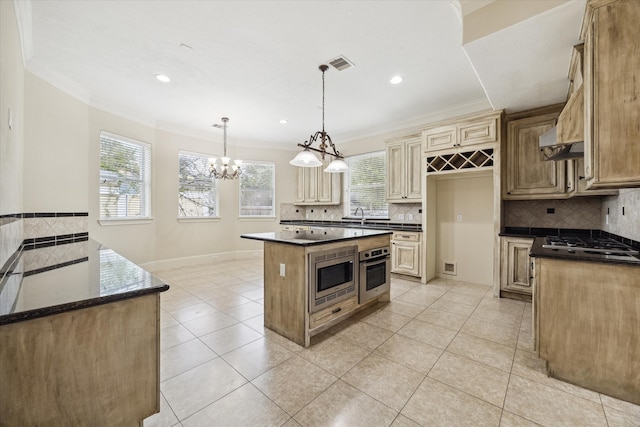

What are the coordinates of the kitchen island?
(0, 238, 169, 425)
(530, 236, 640, 406)
(242, 227, 392, 347)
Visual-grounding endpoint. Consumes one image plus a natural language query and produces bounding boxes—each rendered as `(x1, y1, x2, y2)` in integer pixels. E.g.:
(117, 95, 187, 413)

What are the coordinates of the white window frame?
(178, 150, 219, 219)
(99, 131, 152, 223)
(238, 161, 276, 218)
(343, 150, 389, 219)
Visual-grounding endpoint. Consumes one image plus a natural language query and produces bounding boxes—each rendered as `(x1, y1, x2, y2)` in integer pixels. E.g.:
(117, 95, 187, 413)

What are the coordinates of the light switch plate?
(279, 263, 285, 277)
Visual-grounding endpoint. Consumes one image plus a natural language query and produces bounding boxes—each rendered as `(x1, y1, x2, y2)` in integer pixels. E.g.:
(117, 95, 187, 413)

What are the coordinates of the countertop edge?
(529, 237, 640, 267)
(0, 284, 169, 326)
(241, 230, 393, 246)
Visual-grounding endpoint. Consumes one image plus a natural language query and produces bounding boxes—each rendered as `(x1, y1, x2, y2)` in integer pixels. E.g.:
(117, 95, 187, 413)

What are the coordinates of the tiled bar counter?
(0, 236, 168, 425)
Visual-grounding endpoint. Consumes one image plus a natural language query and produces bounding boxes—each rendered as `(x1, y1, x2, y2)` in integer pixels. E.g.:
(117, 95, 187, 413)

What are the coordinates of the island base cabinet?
(537, 258, 640, 406)
(0, 293, 160, 426)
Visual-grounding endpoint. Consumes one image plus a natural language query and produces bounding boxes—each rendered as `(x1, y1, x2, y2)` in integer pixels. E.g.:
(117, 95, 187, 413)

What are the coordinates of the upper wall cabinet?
(503, 105, 569, 200)
(293, 157, 341, 205)
(386, 135, 423, 202)
(582, 0, 640, 188)
(423, 111, 500, 153)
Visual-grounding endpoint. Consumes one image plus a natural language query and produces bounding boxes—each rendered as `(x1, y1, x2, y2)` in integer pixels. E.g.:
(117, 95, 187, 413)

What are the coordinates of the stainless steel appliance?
(358, 246, 391, 304)
(541, 236, 640, 261)
(308, 245, 358, 313)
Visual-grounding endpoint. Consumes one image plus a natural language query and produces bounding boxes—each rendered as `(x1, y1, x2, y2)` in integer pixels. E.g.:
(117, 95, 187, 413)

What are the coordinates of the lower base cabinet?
(391, 232, 421, 277)
(500, 236, 534, 297)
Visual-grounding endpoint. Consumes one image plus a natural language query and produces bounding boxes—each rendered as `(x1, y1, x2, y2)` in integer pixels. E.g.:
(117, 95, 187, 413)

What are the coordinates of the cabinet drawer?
(458, 117, 497, 146)
(392, 232, 421, 242)
(423, 126, 456, 152)
(309, 296, 357, 329)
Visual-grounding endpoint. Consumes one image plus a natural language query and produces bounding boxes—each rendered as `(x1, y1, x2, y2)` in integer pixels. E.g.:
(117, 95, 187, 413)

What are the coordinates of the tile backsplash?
(504, 198, 602, 230)
(280, 203, 422, 224)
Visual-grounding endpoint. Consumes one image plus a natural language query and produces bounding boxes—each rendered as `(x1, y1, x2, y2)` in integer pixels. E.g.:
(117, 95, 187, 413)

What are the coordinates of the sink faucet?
(354, 207, 365, 225)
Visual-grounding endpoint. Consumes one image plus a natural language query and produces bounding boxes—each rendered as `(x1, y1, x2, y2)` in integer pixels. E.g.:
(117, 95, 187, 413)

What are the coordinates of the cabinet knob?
(579, 176, 585, 180)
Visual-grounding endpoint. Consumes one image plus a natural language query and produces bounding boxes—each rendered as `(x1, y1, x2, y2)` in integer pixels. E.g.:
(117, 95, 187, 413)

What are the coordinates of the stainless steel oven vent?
(329, 56, 355, 71)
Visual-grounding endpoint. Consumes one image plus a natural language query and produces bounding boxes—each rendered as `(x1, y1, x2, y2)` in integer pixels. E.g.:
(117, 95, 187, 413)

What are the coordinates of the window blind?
(239, 161, 275, 217)
(345, 151, 388, 217)
(178, 151, 218, 217)
(99, 132, 151, 219)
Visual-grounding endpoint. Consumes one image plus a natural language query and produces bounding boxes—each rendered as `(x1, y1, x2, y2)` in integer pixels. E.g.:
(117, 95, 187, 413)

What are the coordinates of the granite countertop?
(242, 227, 393, 246)
(0, 239, 169, 326)
(529, 236, 640, 266)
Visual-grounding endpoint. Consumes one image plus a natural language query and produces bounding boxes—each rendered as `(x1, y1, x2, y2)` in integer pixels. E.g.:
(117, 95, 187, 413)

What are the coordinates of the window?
(178, 151, 218, 218)
(239, 161, 275, 217)
(344, 151, 388, 218)
(99, 132, 151, 219)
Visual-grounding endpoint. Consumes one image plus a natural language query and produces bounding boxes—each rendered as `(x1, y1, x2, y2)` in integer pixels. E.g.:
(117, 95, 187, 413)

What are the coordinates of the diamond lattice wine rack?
(425, 148, 494, 173)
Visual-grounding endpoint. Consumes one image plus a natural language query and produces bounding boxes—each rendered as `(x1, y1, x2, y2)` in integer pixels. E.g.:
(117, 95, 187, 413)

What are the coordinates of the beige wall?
(435, 173, 494, 286)
(23, 73, 89, 212)
(0, 0, 24, 216)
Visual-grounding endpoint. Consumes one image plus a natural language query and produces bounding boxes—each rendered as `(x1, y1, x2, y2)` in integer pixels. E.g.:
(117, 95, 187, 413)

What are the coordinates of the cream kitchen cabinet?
(582, 0, 640, 188)
(503, 106, 569, 200)
(386, 135, 423, 202)
(293, 157, 341, 205)
(391, 231, 421, 277)
(500, 236, 534, 297)
(422, 111, 500, 153)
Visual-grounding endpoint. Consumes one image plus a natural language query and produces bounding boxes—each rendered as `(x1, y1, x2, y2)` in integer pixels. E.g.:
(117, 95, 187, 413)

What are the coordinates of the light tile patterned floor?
(145, 258, 640, 427)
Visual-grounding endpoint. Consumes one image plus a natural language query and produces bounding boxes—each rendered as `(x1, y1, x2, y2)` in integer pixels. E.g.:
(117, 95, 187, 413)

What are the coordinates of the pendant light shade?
(289, 148, 322, 167)
(290, 64, 348, 172)
(324, 158, 349, 173)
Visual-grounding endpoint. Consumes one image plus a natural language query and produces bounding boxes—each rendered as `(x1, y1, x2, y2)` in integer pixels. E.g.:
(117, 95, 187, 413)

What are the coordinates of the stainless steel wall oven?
(359, 246, 390, 303)
(308, 245, 358, 313)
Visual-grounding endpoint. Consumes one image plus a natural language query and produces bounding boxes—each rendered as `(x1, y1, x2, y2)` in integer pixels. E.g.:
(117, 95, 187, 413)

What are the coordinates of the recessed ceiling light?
(280, 119, 288, 124)
(155, 74, 171, 83)
(390, 75, 404, 85)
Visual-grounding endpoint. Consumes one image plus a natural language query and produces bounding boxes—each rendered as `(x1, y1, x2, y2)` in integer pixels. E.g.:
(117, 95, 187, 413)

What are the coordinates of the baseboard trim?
(140, 250, 263, 272)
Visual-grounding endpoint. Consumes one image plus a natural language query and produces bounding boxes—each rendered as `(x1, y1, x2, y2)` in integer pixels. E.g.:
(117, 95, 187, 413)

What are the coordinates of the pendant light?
(289, 65, 349, 173)
(209, 117, 242, 180)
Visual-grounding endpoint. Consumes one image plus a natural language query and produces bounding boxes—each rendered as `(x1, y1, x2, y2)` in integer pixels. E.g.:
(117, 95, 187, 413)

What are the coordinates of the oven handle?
(360, 254, 390, 264)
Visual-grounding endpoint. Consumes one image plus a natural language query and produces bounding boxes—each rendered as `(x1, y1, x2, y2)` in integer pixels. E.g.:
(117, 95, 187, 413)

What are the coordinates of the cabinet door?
(423, 125, 456, 152)
(504, 112, 567, 199)
(570, 158, 618, 197)
(386, 142, 405, 201)
(391, 240, 420, 276)
(405, 139, 423, 200)
(294, 167, 306, 203)
(584, 0, 640, 188)
(305, 167, 319, 202)
(501, 238, 533, 295)
(316, 158, 333, 203)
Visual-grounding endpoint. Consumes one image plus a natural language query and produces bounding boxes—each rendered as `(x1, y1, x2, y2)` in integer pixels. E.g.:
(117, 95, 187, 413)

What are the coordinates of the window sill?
(98, 218, 154, 226)
(177, 216, 221, 223)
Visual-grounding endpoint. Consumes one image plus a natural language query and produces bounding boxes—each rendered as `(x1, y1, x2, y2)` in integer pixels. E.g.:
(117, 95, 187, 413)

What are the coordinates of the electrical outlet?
(407, 213, 413, 220)
(279, 263, 285, 277)
(398, 213, 405, 220)
(456, 214, 462, 222)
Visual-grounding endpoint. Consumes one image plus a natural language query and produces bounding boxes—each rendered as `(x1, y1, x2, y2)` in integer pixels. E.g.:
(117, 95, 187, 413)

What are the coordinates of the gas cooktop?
(542, 236, 639, 259)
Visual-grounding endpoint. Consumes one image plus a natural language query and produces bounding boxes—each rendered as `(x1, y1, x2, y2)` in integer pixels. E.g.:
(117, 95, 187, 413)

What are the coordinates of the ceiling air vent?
(329, 56, 355, 71)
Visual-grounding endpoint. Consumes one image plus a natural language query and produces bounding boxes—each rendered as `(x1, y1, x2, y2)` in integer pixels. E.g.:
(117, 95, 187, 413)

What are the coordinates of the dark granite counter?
(242, 227, 392, 246)
(0, 239, 168, 326)
(280, 219, 422, 232)
(529, 236, 640, 266)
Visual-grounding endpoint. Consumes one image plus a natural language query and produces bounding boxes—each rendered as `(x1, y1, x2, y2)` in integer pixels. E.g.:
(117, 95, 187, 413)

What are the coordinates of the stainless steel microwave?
(308, 245, 358, 313)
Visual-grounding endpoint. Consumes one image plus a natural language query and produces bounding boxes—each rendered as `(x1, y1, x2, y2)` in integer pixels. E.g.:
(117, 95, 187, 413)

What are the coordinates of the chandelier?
(289, 65, 349, 173)
(209, 117, 242, 180)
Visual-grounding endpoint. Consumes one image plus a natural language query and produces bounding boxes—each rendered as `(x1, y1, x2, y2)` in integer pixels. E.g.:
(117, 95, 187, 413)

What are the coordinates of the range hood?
(539, 126, 584, 161)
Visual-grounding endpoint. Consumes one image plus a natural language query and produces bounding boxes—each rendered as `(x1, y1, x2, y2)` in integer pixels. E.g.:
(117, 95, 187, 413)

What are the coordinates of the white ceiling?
(16, 0, 585, 149)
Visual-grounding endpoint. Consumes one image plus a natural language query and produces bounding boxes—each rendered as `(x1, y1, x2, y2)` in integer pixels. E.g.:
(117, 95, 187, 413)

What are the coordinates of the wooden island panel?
(263, 241, 307, 346)
(0, 293, 160, 426)
(537, 258, 640, 405)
